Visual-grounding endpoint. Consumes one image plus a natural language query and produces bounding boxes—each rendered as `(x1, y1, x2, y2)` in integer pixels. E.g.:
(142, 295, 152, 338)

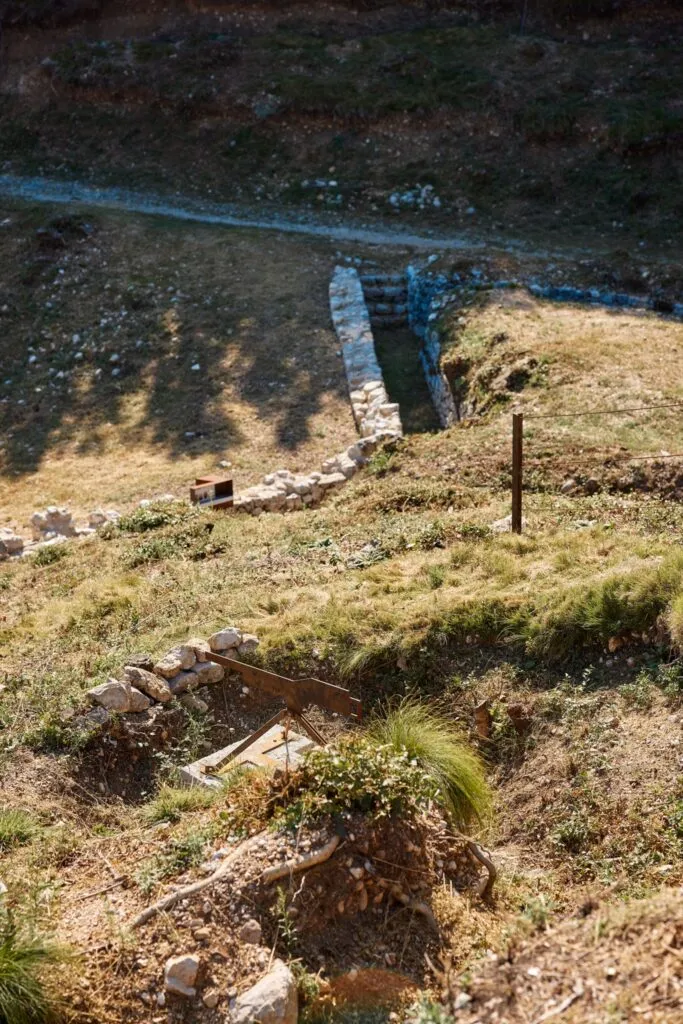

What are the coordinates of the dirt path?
(0, 173, 597, 261)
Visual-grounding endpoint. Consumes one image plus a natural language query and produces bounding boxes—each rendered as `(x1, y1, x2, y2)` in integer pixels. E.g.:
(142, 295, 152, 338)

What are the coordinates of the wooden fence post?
(511, 412, 523, 534)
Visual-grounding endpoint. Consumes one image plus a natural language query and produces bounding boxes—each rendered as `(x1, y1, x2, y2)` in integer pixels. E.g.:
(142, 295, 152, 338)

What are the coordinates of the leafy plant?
(136, 831, 209, 895)
(0, 915, 65, 1024)
(31, 545, 68, 568)
(367, 698, 492, 829)
(116, 501, 193, 534)
(273, 734, 438, 829)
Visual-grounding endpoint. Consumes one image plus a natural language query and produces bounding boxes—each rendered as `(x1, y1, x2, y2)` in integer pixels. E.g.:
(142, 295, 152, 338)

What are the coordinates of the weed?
(31, 545, 68, 568)
(406, 997, 454, 1024)
(143, 784, 221, 824)
(274, 887, 297, 955)
(552, 812, 595, 855)
(0, 914, 66, 1024)
(136, 831, 209, 895)
(367, 450, 397, 477)
(427, 564, 447, 590)
(368, 698, 492, 829)
(272, 734, 438, 830)
(126, 536, 180, 567)
(416, 520, 447, 550)
(0, 810, 41, 852)
(116, 502, 193, 535)
(521, 894, 557, 931)
(619, 674, 655, 710)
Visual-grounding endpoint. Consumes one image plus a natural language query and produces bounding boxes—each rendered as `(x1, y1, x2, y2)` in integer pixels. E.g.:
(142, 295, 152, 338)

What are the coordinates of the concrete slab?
(179, 724, 317, 789)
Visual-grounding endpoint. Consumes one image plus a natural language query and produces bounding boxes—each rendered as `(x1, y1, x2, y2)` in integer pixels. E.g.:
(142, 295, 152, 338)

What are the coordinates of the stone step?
(370, 313, 408, 328)
(360, 273, 406, 286)
(367, 302, 407, 316)
(361, 284, 407, 301)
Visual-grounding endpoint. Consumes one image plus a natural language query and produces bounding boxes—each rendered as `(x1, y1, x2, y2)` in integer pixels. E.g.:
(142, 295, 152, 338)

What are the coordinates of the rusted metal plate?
(206, 653, 362, 721)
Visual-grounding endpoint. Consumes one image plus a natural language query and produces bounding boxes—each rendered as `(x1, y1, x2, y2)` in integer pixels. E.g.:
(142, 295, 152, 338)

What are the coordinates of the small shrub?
(620, 674, 654, 710)
(368, 698, 492, 829)
(117, 501, 192, 534)
(427, 564, 447, 590)
(143, 784, 221, 824)
(273, 734, 438, 830)
(551, 812, 594, 854)
(0, 810, 41, 852)
(0, 915, 65, 1024)
(367, 450, 396, 477)
(416, 520, 447, 550)
(126, 536, 179, 568)
(31, 545, 68, 567)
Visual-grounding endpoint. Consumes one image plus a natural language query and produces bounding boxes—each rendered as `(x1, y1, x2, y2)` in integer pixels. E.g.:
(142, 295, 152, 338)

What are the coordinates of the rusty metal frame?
(202, 653, 362, 774)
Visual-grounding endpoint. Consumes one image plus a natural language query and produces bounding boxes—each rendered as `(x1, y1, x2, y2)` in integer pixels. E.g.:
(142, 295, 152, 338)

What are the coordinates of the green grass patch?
(0, 810, 41, 853)
(143, 784, 221, 824)
(368, 698, 492, 829)
(0, 916, 65, 1024)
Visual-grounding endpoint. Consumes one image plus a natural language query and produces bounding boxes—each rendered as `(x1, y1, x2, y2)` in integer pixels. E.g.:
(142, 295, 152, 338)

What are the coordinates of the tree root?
(129, 832, 264, 929)
(262, 835, 340, 884)
(392, 889, 439, 931)
(466, 840, 497, 900)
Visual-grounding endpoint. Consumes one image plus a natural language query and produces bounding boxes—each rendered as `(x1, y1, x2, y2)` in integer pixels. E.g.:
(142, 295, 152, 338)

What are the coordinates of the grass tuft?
(368, 697, 492, 830)
(0, 917, 64, 1024)
(143, 784, 221, 824)
(0, 810, 41, 852)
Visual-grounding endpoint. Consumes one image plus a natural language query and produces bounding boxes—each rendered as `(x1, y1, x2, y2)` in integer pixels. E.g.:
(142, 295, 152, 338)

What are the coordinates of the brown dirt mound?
(443, 888, 683, 1023)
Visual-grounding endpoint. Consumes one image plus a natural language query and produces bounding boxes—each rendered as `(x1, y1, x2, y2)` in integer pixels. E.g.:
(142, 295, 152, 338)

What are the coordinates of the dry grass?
(0, 201, 369, 526)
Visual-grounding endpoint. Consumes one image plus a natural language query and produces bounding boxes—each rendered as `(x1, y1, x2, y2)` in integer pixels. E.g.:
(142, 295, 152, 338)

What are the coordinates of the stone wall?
(329, 266, 403, 439)
(407, 265, 458, 427)
(77, 625, 259, 736)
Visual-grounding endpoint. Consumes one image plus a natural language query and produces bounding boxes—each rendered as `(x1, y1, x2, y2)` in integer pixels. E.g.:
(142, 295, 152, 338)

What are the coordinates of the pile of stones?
(0, 505, 121, 560)
(86, 626, 258, 716)
(232, 436, 380, 515)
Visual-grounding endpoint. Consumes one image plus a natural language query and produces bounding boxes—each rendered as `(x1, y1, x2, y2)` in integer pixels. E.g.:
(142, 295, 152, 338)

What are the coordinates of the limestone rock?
(154, 645, 196, 679)
(186, 637, 212, 662)
(232, 960, 297, 1024)
(560, 478, 577, 495)
(318, 472, 347, 490)
(124, 666, 172, 703)
(30, 506, 75, 541)
(209, 627, 242, 652)
(237, 634, 259, 657)
(191, 661, 224, 686)
(87, 678, 133, 712)
(179, 693, 209, 714)
(238, 918, 262, 945)
(168, 671, 196, 696)
(71, 706, 111, 736)
(164, 954, 199, 999)
(88, 509, 120, 528)
(128, 686, 152, 712)
(0, 529, 23, 558)
(125, 652, 155, 673)
(285, 494, 303, 511)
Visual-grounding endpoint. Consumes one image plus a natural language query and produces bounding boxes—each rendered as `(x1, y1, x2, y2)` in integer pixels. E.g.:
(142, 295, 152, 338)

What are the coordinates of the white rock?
(191, 661, 224, 685)
(87, 678, 133, 712)
(168, 671, 196, 696)
(154, 645, 196, 679)
(318, 472, 347, 490)
(0, 529, 23, 557)
(284, 494, 303, 511)
(237, 634, 260, 656)
(232, 960, 297, 1024)
(209, 627, 242, 652)
(321, 457, 339, 474)
(186, 637, 212, 662)
(30, 507, 75, 541)
(292, 479, 311, 496)
(129, 686, 152, 712)
(123, 666, 172, 703)
(164, 954, 199, 999)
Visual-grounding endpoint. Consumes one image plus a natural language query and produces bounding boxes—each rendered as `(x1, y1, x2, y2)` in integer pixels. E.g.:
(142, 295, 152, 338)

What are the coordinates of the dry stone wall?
(78, 625, 259, 735)
(329, 265, 403, 439)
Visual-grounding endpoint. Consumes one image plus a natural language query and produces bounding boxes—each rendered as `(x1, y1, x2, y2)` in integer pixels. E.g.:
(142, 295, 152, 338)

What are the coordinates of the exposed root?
(466, 840, 497, 900)
(392, 889, 439, 931)
(262, 835, 341, 884)
(129, 832, 264, 929)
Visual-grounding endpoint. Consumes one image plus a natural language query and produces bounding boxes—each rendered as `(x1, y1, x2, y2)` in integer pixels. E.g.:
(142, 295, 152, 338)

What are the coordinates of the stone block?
(190, 661, 224, 686)
(209, 627, 243, 651)
(154, 645, 196, 679)
(124, 666, 172, 703)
